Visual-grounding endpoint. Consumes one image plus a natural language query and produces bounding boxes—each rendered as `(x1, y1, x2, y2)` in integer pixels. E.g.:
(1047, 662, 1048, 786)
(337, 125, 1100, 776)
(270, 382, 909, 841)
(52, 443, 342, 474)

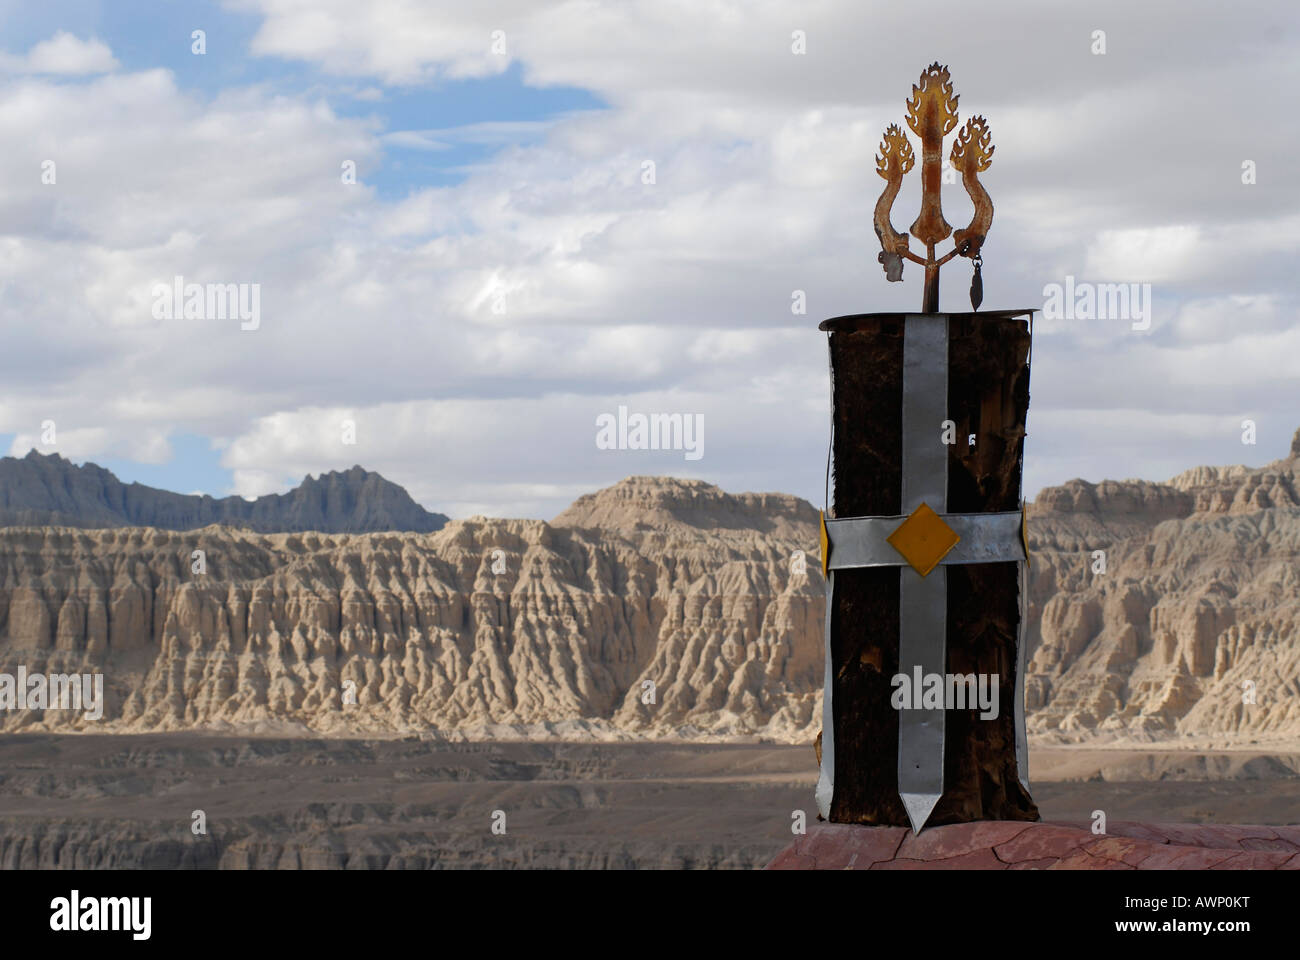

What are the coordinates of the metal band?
(900, 316, 948, 512)
(1015, 555, 1030, 794)
(897, 314, 948, 833)
(899, 566, 946, 832)
(1017, 319, 1035, 796)
(815, 570, 835, 820)
(816, 331, 837, 820)
(825, 511, 1026, 570)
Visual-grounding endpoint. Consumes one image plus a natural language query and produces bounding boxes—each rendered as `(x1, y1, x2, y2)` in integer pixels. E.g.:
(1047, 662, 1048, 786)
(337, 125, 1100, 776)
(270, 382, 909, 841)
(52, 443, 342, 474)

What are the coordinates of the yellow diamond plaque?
(886, 502, 960, 577)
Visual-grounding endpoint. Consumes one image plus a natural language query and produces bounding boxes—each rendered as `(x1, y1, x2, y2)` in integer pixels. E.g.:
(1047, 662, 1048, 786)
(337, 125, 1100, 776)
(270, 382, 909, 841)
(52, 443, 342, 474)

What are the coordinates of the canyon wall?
(1024, 428, 1300, 744)
(0, 476, 823, 739)
(1, 430, 1298, 744)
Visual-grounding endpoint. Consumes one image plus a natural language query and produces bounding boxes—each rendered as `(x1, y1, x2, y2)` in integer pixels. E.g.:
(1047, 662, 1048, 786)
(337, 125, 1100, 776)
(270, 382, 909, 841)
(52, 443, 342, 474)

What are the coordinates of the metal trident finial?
(873, 63, 995, 312)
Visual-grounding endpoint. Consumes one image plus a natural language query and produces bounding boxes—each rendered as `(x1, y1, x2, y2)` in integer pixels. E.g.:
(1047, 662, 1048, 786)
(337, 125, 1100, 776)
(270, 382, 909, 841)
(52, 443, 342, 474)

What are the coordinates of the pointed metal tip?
(901, 793, 942, 834)
(814, 776, 833, 821)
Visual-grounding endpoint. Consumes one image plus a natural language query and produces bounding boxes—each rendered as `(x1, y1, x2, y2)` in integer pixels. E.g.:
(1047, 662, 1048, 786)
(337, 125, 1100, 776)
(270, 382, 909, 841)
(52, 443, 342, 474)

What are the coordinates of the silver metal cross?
(815, 313, 1031, 833)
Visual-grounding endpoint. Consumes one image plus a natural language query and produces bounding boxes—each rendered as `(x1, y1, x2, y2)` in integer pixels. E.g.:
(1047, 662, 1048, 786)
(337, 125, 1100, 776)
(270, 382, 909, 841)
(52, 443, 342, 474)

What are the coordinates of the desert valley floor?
(2, 736, 1298, 869)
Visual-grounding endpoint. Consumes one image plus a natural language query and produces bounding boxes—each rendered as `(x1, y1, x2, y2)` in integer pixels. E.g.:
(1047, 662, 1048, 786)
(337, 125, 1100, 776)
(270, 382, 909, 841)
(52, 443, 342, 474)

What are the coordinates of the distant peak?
(553, 474, 815, 537)
(22, 449, 65, 462)
(607, 475, 720, 494)
(308, 465, 370, 483)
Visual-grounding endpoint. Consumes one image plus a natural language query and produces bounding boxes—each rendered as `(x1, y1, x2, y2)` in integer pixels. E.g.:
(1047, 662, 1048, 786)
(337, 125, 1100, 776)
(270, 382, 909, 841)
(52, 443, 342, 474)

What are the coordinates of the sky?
(0, 0, 1296, 519)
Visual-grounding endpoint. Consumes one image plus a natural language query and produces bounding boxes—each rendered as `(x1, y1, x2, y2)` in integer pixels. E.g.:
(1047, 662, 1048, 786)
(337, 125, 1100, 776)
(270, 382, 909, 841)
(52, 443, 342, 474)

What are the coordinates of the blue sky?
(0, 1, 1296, 518)
(0, 1, 605, 198)
(0, 0, 603, 498)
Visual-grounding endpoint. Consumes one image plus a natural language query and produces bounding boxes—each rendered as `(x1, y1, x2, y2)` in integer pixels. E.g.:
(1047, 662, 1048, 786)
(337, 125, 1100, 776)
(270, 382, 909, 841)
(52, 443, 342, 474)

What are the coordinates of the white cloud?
(235, 0, 516, 85)
(1084, 225, 1201, 284)
(0, 0, 1297, 521)
(8, 425, 170, 464)
(379, 130, 451, 151)
(1173, 295, 1285, 345)
(0, 32, 118, 75)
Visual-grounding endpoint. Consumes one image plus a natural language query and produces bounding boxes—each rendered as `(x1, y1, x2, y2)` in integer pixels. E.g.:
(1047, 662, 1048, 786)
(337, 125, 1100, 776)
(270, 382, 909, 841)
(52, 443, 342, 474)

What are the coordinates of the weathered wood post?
(814, 64, 1039, 831)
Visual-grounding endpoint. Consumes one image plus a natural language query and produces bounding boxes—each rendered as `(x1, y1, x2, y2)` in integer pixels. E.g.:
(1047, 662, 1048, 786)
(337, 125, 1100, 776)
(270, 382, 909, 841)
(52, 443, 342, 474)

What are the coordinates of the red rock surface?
(766, 820, 1300, 870)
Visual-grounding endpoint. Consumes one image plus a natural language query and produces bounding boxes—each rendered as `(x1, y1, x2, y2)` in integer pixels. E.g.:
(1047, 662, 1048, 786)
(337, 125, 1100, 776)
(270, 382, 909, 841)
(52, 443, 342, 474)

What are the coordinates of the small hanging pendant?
(969, 256, 983, 311)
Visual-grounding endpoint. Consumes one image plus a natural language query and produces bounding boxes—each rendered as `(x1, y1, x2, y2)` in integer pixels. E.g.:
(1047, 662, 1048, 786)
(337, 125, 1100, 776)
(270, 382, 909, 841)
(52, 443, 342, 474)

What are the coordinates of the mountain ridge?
(0, 451, 449, 534)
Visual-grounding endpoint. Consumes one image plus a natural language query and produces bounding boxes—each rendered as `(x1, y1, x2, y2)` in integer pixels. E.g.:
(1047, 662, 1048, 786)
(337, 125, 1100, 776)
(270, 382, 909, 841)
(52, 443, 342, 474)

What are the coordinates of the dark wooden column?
(820, 310, 1039, 825)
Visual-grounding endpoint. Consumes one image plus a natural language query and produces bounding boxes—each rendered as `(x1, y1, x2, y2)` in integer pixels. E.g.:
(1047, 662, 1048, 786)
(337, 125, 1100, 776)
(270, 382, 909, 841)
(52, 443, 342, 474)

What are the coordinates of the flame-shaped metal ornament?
(873, 63, 995, 312)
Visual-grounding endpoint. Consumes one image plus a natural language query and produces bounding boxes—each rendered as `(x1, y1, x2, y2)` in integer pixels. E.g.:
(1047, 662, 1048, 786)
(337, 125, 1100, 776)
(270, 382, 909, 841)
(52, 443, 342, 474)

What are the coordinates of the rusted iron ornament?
(874, 63, 994, 312)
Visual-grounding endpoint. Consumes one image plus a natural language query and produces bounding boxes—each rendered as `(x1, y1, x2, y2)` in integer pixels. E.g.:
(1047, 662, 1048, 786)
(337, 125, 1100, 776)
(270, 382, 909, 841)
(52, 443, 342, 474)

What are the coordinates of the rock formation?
(0, 452, 448, 533)
(1025, 428, 1300, 744)
(0, 476, 822, 738)
(0, 430, 1298, 744)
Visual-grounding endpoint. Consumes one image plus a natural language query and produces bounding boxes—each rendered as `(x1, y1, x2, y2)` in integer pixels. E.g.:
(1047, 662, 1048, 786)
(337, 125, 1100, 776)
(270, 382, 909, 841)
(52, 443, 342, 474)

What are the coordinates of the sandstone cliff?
(1024, 430, 1300, 745)
(0, 476, 822, 739)
(1, 431, 1298, 745)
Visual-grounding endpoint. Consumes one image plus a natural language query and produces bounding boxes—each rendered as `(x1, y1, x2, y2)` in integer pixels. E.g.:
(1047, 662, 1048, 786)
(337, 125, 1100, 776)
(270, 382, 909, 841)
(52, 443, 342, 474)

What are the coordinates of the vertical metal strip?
(815, 570, 835, 819)
(1015, 315, 1034, 794)
(1015, 557, 1030, 793)
(815, 333, 836, 819)
(900, 315, 949, 512)
(897, 314, 949, 833)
